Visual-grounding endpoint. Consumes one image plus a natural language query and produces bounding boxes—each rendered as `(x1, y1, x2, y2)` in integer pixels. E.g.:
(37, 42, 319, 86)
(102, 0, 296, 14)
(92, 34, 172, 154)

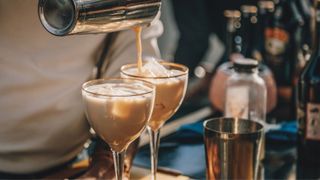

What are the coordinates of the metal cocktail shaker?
(204, 118, 264, 180)
(38, 0, 161, 36)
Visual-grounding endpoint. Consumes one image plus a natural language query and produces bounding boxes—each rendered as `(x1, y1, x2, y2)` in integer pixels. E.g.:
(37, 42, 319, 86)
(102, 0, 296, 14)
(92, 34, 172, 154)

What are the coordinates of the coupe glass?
(82, 78, 155, 180)
(121, 62, 188, 180)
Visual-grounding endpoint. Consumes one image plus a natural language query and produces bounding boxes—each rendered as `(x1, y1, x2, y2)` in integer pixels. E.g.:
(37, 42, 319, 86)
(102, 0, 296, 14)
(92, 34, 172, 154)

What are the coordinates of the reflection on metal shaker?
(38, 0, 161, 36)
(204, 118, 264, 180)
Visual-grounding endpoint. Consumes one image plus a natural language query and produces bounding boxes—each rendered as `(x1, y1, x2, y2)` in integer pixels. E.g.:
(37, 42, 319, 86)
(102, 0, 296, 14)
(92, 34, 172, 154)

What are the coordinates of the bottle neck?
(302, 0, 320, 77)
(314, 3, 320, 54)
(241, 14, 258, 57)
(225, 13, 241, 57)
(225, 21, 235, 57)
(273, 1, 284, 25)
(259, 10, 273, 32)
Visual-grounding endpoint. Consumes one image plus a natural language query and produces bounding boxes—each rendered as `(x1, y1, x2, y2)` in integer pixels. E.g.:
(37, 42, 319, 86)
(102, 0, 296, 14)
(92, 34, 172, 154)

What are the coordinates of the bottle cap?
(233, 58, 258, 72)
(240, 5, 258, 14)
(224, 10, 241, 33)
(224, 10, 241, 19)
(240, 5, 258, 23)
(258, 1, 275, 12)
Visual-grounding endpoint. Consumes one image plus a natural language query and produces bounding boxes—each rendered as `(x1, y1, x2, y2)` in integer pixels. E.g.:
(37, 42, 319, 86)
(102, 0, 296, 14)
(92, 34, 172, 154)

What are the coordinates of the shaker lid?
(233, 58, 258, 71)
(38, 0, 76, 36)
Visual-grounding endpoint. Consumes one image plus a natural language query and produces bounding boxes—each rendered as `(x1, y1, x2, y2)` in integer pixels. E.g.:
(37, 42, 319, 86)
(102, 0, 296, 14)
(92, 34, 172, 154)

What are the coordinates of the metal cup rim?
(203, 117, 264, 136)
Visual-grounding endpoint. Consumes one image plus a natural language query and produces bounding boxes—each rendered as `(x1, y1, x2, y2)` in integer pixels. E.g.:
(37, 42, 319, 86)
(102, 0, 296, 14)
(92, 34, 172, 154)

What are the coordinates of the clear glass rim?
(82, 78, 155, 97)
(120, 61, 189, 79)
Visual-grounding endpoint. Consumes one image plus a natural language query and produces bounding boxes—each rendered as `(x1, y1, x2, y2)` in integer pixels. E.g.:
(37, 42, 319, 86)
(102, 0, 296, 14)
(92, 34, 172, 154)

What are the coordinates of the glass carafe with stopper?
(225, 59, 267, 124)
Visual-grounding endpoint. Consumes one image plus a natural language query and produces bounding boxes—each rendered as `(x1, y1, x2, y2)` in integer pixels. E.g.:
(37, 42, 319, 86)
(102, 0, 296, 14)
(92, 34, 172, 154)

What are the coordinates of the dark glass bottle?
(295, 0, 313, 79)
(224, 10, 242, 58)
(297, 0, 320, 179)
(257, 0, 275, 59)
(297, 0, 312, 52)
(264, 0, 303, 94)
(240, 5, 262, 61)
(209, 10, 243, 112)
(237, 5, 279, 114)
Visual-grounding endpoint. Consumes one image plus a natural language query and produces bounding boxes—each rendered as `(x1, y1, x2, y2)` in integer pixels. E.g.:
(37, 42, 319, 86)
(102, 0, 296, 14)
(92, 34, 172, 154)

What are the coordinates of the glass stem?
(112, 150, 126, 180)
(148, 127, 161, 180)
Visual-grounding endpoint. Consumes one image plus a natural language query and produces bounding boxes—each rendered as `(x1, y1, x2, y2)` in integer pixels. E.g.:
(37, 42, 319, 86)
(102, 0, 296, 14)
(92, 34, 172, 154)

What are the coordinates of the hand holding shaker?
(204, 118, 264, 180)
(38, 0, 161, 36)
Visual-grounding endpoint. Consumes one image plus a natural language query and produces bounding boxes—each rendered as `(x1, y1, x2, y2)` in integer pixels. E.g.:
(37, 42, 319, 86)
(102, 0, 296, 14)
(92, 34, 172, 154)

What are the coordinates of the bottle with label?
(257, 0, 275, 60)
(264, 0, 304, 104)
(264, 0, 290, 88)
(297, 0, 320, 178)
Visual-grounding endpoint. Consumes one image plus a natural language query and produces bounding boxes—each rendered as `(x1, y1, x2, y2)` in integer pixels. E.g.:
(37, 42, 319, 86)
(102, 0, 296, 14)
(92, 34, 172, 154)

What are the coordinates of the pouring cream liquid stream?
(134, 26, 143, 72)
(130, 26, 187, 131)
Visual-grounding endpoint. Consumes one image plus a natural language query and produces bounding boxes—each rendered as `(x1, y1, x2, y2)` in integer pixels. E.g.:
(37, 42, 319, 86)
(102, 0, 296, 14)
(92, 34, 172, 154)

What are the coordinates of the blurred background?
(135, 0, 315, 179)
(158, 1, 224, 70)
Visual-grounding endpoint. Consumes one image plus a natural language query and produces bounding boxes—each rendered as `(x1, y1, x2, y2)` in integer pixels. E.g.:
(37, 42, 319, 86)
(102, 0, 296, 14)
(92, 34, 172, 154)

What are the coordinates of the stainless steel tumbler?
(203, 118, 264, 180)
(38, 0, 161, 36)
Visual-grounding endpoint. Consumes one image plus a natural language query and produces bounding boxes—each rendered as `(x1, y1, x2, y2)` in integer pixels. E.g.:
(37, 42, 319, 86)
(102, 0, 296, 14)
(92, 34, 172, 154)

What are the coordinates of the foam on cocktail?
(129, 58, 183, 79)
(83, 83, 154, 152)
(85, 83, 150, 96)
(141, 58, 171, 77)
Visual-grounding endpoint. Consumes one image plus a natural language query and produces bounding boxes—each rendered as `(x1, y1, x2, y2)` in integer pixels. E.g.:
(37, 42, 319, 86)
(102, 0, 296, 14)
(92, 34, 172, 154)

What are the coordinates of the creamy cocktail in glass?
(82, 78, 155, 180)
(121, 61, 188, 180)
